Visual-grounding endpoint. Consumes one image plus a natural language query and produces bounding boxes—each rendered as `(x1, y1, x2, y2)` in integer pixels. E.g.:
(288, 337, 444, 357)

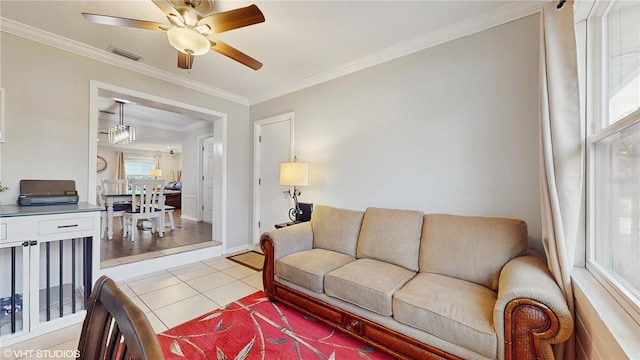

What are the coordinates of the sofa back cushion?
(311, 205, 364, 257)
(419, 214, 528, 291)
(356, 207, 424, 271)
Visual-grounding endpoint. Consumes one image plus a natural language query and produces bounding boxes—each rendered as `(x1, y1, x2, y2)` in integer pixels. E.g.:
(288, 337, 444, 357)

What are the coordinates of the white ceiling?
(96, 90, 218, 153)
(0, 0, 545, 151)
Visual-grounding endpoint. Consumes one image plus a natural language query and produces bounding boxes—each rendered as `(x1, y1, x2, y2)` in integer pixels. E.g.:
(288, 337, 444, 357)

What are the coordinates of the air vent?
(108, 46, 142, 61)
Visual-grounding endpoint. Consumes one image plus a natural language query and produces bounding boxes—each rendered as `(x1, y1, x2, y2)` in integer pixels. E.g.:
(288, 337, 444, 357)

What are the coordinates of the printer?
(17, 180, 79, 206)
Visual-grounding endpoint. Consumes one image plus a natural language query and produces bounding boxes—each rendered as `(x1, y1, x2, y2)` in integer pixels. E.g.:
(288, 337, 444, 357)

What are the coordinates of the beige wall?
(251, 14, 544, 251)
(0, 32, 252, 250)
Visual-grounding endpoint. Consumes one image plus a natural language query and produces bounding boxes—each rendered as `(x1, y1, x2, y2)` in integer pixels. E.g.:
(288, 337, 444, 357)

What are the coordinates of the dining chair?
(102, 178, 128, 195)
(102, 178, 133, 210)
(77, 275, 164, 360)
(123, 180, 165, 241)
(96, 185, 127, 238)
(163, 205, 176, 231)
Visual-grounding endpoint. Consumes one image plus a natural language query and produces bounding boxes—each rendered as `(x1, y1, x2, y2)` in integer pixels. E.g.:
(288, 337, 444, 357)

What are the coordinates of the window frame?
(584, 0, 640, 325)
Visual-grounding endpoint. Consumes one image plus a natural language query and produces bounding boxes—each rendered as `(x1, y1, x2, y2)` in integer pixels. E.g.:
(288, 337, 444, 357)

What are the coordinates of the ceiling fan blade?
(198, 4, 265, 34)
(177, 51, 195, 70)
(150, 0, 185, 26)
(209, 39, 262, 70)
(82, 13, 170, 31)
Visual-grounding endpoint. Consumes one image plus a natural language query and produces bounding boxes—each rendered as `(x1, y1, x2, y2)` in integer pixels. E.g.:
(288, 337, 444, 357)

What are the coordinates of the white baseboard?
(225, 244, 252, 256)
(180, 215, 198, 221)
(100, 245, 223, 282)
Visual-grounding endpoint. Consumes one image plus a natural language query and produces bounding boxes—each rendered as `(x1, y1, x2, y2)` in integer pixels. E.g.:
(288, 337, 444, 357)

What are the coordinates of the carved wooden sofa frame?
(261, 234, 571, 360)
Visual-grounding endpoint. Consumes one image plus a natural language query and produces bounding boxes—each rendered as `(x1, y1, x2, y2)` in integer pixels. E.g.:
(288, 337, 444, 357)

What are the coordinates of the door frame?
(197, 132, 226, 250)
(252, 112, 295, 247)
(200, 135, 215, 224)
(88, 80, 228, 256)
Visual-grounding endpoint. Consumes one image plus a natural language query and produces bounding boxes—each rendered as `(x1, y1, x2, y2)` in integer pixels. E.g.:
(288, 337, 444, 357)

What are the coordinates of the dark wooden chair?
(77, 275, 164, 360)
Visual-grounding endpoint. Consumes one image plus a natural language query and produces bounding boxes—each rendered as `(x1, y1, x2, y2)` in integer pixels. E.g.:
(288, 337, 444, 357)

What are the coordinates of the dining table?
(102, 192, 132, 240)
(102, 192, 173, 240)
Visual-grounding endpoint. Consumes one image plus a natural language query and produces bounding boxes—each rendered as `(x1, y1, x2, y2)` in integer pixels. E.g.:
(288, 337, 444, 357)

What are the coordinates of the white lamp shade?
(149, 169, 162, 177)
(167, 27, 210, 56)
(280, 162, 310, 186)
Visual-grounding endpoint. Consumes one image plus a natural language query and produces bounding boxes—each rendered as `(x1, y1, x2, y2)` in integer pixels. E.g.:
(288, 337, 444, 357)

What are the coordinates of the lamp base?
(288, 208, 301, 222)
(288, 187, 302, 222)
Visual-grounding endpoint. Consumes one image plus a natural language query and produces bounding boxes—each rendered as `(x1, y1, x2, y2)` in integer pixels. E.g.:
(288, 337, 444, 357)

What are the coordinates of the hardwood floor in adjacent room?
(100, 209, 219, 266)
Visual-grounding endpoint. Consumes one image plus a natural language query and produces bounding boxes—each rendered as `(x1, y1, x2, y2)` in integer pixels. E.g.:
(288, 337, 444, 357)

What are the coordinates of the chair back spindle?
(102, 179, 128, 195)
(124, 180, 165, 241)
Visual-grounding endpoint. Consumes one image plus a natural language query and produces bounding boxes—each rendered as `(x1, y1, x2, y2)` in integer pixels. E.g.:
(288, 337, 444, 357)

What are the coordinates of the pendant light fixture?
(108, 101, 136, 144)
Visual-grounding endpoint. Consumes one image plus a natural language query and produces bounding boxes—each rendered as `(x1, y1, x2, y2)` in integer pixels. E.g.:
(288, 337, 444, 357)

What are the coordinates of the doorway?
(89, 80, 228, 265)
(202, 136, 215, 224)
(252, 112, 294, 246)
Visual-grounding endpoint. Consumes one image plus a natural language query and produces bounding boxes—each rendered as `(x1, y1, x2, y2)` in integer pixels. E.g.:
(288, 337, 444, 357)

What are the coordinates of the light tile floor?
(3, 256, 263, 360)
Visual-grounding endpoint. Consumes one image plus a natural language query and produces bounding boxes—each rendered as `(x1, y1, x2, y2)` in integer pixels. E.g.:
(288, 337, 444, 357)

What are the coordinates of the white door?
(254, 115, 293, 244)
(202, 137, 215, 224)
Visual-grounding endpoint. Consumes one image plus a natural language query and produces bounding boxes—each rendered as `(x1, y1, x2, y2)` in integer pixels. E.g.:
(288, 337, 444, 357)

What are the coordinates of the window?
(124, 154, 155, 189)
(586, 1, 640, 320)
(593, 121, 640, 298)
(606, 2, 640, 124)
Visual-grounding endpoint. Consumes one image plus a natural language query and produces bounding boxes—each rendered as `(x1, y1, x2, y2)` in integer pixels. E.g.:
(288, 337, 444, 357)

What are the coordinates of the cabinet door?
(31, 238, 88, 331)
(0, 243, 30, 339)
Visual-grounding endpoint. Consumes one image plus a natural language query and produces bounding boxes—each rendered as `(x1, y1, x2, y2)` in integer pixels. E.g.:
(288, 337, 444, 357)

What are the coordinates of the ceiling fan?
(82, 0, 264, 70)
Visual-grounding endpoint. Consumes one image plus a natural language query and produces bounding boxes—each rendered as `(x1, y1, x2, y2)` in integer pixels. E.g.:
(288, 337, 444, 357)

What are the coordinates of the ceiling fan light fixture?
(167, 14, 185, 27)
(167, 27, 210, 56)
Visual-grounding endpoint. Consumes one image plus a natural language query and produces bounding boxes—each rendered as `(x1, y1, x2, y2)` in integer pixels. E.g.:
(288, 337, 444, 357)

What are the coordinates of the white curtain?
(539, 1, 583, 359)
(116, 151, 126, 192)
(154, 154, 161, 169)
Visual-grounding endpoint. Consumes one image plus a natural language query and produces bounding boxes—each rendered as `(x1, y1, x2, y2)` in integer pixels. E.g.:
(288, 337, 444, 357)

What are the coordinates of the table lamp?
(280, 162, 310, 222)
(149, 169, 162, 179)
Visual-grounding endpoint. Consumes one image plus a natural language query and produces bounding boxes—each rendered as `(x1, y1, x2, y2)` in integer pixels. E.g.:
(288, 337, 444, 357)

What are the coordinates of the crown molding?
(1, 1, 545, 108)
(0, 17, 249, 106)
(249, 1, 544, 105)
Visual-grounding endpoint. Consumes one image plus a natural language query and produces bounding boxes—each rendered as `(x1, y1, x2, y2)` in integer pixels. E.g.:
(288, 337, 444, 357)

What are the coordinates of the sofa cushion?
(325, 258, 415, 316)
(311, 205, 364, 257)
(393, 272, 498, 359)
(276, 248, 355, 293)
(419, 214, 528, 291)
(356, 207, 423, 271)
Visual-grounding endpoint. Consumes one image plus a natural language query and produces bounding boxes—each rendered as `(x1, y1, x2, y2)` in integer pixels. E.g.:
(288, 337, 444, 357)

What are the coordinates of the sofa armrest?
(494, 254, 574, 360)
(261, 222, 313, 260)
(260, 222, 313, 300)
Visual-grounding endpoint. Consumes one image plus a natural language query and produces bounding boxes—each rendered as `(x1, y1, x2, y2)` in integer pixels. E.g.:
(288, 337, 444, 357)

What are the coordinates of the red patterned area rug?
(158, 291, 394, 360)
